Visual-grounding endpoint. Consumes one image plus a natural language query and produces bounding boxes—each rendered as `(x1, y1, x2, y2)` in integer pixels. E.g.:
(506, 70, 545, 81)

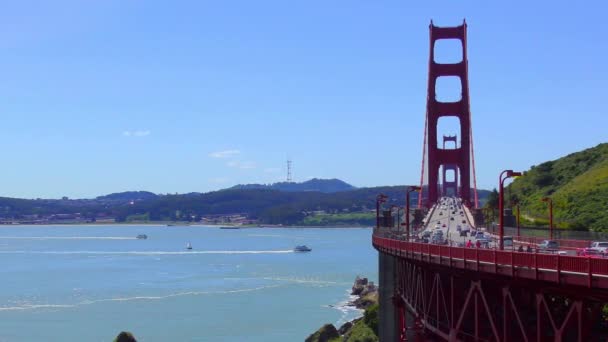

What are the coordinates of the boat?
(294, 245, 312, 252)
(220, 226, 240, 229)
(136, 234, 148, 239)
(186, 242, 192, 250)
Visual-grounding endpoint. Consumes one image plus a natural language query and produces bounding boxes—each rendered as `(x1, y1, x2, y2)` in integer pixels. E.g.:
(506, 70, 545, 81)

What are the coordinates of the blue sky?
(0, 1, 605, 198)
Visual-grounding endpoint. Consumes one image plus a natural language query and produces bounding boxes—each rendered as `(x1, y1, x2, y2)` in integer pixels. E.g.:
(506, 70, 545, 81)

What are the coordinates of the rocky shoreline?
(306, 276, 379, 342)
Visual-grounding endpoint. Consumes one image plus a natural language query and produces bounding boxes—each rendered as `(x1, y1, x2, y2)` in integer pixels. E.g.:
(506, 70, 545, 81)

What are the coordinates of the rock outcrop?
(351, 276, 377, 298)
(307, 276, 379, 341)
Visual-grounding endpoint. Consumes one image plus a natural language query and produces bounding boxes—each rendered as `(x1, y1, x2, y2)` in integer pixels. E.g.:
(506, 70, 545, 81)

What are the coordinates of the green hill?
(506, 143, 608, 231)
(230, 178, 356, 193)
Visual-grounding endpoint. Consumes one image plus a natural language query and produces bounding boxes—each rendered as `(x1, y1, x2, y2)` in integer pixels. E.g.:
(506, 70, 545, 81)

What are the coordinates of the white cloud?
(239, 161, 256, 169)
(209, 149, 241, 158)
(227, 161, 256, 169)
(264, 168, 281, 173)
(123, 130, 151, 137)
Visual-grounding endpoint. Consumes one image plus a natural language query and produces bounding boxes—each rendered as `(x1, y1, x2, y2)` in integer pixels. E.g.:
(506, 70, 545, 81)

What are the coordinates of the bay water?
(0, 225, 377, 341)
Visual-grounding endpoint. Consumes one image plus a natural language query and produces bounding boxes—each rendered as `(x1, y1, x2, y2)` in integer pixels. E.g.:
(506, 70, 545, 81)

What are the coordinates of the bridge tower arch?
(441, 135, 459, 197)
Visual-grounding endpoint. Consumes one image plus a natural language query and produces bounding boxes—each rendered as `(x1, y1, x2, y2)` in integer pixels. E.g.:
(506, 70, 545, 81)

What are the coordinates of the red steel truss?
(374, 234, 608, 341)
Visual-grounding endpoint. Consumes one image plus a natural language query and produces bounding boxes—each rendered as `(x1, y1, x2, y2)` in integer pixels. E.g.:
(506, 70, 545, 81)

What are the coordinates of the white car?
(589, 241, 608, 254)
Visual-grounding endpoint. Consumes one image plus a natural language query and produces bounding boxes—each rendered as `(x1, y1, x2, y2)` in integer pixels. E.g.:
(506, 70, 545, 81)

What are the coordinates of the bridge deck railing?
(373, 231, 608, 288)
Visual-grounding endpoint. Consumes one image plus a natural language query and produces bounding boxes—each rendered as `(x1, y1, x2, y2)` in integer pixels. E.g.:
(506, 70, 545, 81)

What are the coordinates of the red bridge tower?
(420, 20, 477, 207)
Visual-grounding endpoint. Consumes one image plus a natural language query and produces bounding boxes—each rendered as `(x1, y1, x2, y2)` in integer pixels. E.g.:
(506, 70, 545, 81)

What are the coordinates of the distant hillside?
(117, 185, 418, 224)
(0, 181, 492, 226)
(230, 178, 356, 193)
(96, 191, 158, 202)
(507, 143, 608, 231)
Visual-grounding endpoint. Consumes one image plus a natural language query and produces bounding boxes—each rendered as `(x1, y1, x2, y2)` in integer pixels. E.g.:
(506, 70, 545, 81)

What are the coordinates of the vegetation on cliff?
(506, 143, 608, 231)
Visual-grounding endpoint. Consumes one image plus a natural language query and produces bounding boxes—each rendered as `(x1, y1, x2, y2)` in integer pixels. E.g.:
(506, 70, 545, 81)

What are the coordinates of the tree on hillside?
(483, 188, 499, 224)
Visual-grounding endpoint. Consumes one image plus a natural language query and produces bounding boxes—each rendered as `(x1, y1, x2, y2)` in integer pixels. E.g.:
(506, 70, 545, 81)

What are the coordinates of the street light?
(510, 200, 521, 237)
(514, 201, 521, 238)
(406, 186, 422, 241)
(499, 170, 522, 250)
(376, 194, 388, 229)
(389, 205, 404, 231)
(541, 197, 553, 239)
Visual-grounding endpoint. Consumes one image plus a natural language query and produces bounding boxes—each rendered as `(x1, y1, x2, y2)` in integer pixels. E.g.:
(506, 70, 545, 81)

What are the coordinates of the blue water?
(0, 225, 377, 341)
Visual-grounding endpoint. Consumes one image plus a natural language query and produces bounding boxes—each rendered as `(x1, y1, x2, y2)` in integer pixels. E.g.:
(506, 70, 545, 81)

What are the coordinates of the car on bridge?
(576, 248, 604, 258)
(476, 238, 492, 248)
(474, 231, 485, 240)
(589, 241, 608, 255)
(538, 240, 559, 252)
(431, 235, 445, 245)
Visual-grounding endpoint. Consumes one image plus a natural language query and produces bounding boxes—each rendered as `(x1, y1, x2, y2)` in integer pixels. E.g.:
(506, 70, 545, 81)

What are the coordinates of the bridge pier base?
(379, 251, 398, 342)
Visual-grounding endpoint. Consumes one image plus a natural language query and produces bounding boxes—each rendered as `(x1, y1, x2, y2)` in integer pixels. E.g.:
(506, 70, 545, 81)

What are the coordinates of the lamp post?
(376, 194, 388, 229)
(516, 203, 521, 238)
(499, 170, 522, 250)
(406, 186, 422, 241)
(389, 205, 404, 231)
(541, 197, 553, 239)
(510, 200, 521, 237)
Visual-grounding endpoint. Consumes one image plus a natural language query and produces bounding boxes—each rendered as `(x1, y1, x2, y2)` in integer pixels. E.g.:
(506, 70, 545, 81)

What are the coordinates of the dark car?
(538, 240, 559, 251)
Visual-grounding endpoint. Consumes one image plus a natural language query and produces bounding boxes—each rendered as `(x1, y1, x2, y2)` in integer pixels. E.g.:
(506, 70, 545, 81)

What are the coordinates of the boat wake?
(0, 236, 137, 240)
(0, 250, 295, 255)
(263, 277, 349, 286)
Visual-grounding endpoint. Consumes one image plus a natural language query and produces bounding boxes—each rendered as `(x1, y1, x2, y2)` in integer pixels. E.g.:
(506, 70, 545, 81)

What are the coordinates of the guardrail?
(373, 232, 608, 289)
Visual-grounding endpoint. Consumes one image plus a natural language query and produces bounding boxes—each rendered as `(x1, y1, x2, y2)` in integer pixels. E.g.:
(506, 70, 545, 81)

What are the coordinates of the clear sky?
(0, 1, 606, 199)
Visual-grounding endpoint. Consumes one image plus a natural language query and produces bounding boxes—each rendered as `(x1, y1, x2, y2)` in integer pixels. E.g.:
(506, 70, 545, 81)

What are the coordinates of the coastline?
(306, 276, 379, 342)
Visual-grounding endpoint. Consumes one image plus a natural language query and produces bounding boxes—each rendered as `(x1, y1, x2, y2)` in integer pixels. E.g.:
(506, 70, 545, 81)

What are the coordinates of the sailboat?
(186, 242, 192, 250)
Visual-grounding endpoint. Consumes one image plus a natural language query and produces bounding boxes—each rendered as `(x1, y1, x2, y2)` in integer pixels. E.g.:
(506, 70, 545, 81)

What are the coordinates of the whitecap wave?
(263, 277, 349, 286)
(332, 290, 364, 326)
(0, 236, 136, 240)
(0, 284, 283, 312)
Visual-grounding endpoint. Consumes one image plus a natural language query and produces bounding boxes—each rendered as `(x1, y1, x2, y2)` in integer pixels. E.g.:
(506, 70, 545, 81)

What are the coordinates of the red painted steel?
(441, 136, 459, 198)
(424, 21, 474, 206)
(373, 234, 608, 282)
(378, 232, 608, 340)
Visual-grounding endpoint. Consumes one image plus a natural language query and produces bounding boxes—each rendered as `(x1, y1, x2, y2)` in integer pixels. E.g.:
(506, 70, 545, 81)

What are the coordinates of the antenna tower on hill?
(287, 159, 293, 182)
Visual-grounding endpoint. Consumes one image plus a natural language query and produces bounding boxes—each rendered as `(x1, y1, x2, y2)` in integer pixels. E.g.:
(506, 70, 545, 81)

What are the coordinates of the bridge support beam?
(379, 251, 398, 342)
(374, 240, 606, 341)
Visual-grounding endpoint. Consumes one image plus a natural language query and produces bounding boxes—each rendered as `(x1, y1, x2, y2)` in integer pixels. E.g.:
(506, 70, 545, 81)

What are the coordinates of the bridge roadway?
(419, 196, 483, 248)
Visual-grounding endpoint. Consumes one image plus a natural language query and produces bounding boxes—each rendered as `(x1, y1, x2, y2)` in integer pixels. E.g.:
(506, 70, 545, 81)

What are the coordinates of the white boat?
(294, 245, 312, 252)
(186, 242, 192, 250)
